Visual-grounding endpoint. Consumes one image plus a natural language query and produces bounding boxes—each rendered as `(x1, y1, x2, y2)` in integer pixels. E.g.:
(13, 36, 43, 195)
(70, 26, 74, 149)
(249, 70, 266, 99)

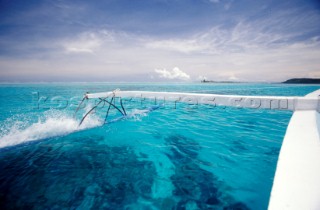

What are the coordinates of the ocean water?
(0, 83, 319, 210)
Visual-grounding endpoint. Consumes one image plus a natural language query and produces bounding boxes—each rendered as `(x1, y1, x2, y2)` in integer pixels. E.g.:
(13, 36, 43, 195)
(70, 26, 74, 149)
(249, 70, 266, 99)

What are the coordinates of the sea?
(0, 82, 319, 210)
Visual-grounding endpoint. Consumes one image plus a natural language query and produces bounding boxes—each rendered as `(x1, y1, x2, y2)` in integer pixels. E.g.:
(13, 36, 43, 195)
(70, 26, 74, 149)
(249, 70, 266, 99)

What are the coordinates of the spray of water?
(0, 110, 103, 148)
(0, 106, 156, 148)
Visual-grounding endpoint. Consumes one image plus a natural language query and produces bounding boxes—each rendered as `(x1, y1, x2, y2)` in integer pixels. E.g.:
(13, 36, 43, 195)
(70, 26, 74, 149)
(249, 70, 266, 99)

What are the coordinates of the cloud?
(142, 9, 320, 81)
(224, 2, 231, 10)
(145, 39, 209, 53)
(154, 67, 191, 80)
(209, 0, 220, 3)
(197, 75, 207, 81)
(63, 32, 103, 54)
(1, 7, 320, 82)
(146, 7, 320, 56)
(2, 23, 319, 82)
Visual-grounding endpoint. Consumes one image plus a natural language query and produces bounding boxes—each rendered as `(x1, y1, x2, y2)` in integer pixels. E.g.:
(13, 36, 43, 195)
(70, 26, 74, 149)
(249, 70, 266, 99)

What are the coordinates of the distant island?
(201, 79, 242, 83)
(283, 78, 320, 84)
(200, 78, 320, 84)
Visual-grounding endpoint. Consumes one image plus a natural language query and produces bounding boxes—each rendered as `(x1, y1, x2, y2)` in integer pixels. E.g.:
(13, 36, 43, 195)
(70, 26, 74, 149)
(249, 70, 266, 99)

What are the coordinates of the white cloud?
(1, 8, 320, 82)
(197, 75, 207, 81)
(146, 39, 209, 53)
(217, 72, 239, 81)
(63, 32, 102, 54)
(141, 11, 320, 81)
(154, 67, 191, 80)
(224, 2, 231, 10)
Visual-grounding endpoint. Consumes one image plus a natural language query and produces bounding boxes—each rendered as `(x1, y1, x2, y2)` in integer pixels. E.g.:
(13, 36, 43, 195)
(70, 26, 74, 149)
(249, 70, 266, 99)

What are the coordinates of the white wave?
(0, 105, 159, 149)
(0, 111, 103, 148)
(128, 109, 148, 121)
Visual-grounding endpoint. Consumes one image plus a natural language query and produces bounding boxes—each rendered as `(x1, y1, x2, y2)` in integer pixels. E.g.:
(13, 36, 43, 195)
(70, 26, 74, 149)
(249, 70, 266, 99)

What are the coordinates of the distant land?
(282, 78, 320, 84)
(200, 78, 320, 84)
(201, 79, 243, 83)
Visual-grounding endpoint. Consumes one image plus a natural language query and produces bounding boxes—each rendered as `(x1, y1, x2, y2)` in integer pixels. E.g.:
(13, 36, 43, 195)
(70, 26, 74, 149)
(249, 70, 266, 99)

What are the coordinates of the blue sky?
(0, 0, 319, 82)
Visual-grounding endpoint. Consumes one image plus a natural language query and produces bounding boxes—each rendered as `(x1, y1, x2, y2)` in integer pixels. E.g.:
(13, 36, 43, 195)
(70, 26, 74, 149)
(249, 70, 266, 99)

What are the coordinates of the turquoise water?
(0, 83, 319, 209)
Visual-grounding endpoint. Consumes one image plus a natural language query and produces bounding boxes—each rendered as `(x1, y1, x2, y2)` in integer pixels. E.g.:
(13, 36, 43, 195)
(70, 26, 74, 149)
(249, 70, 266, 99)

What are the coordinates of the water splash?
(0, 106, 157, 149)
(0, 110, 103, 148)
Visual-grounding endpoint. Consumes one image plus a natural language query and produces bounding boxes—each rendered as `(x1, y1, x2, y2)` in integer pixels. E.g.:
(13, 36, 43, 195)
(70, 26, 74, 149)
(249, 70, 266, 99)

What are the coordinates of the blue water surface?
(0, 83, 319, 209)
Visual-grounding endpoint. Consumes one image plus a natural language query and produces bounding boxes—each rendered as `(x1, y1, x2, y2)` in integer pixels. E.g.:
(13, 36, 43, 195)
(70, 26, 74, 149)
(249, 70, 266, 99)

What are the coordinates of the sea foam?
(0, 106, 155, 148)
(0, 111, 103, 148)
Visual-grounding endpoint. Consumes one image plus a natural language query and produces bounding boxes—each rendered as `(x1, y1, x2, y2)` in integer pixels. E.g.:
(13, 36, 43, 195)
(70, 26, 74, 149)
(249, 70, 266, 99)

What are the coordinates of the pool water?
(0, 83, 319, 209)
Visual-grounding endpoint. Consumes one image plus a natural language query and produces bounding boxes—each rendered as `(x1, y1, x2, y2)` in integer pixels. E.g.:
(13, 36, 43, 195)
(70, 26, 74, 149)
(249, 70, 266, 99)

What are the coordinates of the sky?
(0, 0, 319, 82)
